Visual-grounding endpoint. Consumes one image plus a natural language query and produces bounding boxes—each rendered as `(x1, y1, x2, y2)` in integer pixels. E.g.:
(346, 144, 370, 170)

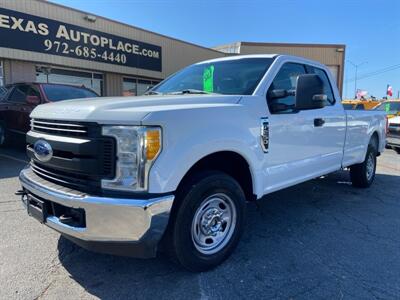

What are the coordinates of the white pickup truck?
(19, 55, 386, 271)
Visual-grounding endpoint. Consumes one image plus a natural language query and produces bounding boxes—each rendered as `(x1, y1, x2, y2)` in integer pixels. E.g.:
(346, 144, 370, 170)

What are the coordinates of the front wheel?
(350, 144, 377, 188)
(167, 171, 246, 272)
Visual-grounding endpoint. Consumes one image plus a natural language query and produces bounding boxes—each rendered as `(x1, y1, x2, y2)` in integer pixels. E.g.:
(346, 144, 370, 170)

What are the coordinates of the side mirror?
(295, 74, 326, 110)
(26, 95, 40, 105)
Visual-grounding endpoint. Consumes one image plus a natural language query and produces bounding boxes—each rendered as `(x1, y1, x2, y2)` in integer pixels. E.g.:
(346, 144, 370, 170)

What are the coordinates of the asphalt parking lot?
(0, 145, 399, 299)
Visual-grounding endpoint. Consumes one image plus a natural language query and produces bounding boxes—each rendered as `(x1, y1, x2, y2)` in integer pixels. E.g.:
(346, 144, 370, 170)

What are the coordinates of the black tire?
(166, 171, 246, 272)
(350, 144, 377, 188)
(0, 122, 7, 147)
(395, 147, 400, 155)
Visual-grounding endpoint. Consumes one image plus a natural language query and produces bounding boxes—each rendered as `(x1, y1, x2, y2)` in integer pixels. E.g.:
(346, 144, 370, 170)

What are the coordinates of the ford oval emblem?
(33, 140, 53, 162)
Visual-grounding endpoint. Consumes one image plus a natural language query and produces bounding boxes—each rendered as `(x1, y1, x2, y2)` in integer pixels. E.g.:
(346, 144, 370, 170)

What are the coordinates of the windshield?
(152, 58, 274, 95)
(374, 102, 400, 114)
(43, 84, 99, 102)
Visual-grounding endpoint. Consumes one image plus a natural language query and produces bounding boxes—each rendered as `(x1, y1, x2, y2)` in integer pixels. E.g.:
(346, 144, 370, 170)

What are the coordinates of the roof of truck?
(195, 54, 326, 69)
(196, 54, 279, 65)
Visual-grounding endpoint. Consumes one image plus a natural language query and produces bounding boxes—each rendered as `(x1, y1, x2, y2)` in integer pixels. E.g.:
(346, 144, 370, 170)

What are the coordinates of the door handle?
(314, 118, 325, 127)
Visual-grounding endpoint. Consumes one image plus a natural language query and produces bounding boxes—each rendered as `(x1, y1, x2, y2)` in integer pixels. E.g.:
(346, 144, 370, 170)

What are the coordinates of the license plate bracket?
(27, 195, 47, 223)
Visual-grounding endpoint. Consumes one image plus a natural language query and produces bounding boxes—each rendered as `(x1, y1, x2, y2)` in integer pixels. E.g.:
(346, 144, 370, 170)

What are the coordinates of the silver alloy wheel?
(366, 152, 375, 181)
(191, 193, 237, 255)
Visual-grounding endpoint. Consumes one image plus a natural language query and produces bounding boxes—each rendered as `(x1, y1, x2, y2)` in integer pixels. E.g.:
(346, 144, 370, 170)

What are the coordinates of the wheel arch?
(370, 131, 380, 154)
(175, 151, 256, 203)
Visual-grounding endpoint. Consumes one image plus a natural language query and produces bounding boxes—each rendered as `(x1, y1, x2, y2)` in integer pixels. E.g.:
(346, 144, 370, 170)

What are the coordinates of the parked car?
(0, 83, 98, 146)
(19, 55, 386, 271)
(373, 100, 400, 119)
(0, 86, 8, 100)
(387, 116, 400, 154)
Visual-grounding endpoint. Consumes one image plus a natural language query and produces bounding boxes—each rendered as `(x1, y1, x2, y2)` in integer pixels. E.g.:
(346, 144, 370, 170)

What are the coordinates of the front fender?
(145, 106, 265, 197)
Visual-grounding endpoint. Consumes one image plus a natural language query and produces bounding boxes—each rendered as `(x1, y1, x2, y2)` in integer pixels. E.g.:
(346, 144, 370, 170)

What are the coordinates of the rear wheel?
(395, 147, 400, 155)
(350, 144, 377, 188)
(167, 171, 246, 272)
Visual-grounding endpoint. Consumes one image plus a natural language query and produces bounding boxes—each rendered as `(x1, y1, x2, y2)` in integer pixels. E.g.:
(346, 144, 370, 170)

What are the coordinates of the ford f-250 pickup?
(18, 55, 386, 271)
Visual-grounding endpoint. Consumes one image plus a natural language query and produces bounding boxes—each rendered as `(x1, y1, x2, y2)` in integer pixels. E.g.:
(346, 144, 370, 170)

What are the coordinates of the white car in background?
(387, 116, 400, 154)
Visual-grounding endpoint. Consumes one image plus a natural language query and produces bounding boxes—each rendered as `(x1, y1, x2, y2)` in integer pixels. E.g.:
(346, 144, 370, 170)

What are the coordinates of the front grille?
(31, 119, 90, 137)
(28, 119, 116, 195)
(31, 161, 101, 193)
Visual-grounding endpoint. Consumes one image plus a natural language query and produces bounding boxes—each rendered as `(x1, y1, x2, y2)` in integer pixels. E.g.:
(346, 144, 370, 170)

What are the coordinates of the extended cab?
(18, 55, 386, 271)
(0, 83, 98, 146)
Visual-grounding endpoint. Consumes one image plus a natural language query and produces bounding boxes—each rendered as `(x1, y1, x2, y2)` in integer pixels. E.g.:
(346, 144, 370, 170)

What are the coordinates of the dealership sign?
(0, 7, 162, 72)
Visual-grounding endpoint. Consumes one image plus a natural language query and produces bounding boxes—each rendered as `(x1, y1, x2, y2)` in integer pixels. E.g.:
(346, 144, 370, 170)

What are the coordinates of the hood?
(30, 94, 242, 125)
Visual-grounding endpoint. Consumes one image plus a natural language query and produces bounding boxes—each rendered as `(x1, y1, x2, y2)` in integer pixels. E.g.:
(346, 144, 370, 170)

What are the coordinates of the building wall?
(236, 42, 345, 95)
(0, 0, 225, 83)
(0, 0, 345, 97)
(105, 73, 123, 96)
(2, 59, 36, 84)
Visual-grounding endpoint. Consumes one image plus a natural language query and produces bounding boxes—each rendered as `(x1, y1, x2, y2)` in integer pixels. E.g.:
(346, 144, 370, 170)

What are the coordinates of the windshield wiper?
(167, 89, 213, 95)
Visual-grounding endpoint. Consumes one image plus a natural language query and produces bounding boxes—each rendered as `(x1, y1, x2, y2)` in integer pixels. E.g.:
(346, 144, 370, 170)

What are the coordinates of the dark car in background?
(0, 82, 98, 146)
(0, 86, 7, 100)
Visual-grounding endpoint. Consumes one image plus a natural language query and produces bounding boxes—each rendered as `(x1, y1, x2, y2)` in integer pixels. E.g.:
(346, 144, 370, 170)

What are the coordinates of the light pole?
(347, 60, 367, 98)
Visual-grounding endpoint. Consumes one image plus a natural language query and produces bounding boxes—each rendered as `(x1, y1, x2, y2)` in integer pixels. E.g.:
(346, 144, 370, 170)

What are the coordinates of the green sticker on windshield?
(385, 103, 391, 112)
(203, 65, 214, 93)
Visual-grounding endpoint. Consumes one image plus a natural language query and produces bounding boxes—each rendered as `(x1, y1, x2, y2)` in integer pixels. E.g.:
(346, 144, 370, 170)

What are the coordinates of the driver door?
(263, 62, 344, 194)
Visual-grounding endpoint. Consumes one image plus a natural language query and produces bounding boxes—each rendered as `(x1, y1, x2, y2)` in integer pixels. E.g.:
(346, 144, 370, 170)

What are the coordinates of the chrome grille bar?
(31, 119, 88, 136)
(32, 120, 86, 128)
(31, 124, 87, 133)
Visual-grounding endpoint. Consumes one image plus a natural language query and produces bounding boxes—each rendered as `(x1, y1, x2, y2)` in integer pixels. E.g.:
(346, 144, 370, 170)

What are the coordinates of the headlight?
(101, 126, 162, 192)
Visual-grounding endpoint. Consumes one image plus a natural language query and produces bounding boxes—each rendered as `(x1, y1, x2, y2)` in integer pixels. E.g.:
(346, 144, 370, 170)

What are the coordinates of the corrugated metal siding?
(239, 44, 345, 94)
(105, 73, 123, 96)
(240, 44, 343, 65)
(0, 0, 225, 80)
(3, 59, 36, 84)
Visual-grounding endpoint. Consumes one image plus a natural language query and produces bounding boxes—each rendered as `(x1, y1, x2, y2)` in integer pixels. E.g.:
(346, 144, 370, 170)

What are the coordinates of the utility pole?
(347, 60, 367, 98)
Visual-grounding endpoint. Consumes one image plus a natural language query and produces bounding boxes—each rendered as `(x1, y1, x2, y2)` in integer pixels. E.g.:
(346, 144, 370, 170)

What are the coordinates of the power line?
(346, 63, 400, 82)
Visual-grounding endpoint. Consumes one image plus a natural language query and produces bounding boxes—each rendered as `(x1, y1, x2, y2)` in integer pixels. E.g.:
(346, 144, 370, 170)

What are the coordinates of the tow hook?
(15, 190, 26, 196)
(16, 189, 28, 206)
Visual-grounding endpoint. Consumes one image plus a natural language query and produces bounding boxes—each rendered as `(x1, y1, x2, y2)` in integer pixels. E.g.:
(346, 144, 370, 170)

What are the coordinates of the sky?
(50, 0, 400, 99)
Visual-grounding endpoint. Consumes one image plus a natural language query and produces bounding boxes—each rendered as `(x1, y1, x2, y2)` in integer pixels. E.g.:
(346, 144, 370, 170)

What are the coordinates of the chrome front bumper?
(19, 167, 174, 257)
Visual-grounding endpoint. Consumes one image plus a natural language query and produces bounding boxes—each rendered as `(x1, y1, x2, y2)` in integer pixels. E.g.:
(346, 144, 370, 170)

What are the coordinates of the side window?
(267, 63, 306, 114)
(306, 66, 335, 105)
(8, 85, 40, 103)
(9, 85, 30, 103)
(28, 85, 41, 99)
